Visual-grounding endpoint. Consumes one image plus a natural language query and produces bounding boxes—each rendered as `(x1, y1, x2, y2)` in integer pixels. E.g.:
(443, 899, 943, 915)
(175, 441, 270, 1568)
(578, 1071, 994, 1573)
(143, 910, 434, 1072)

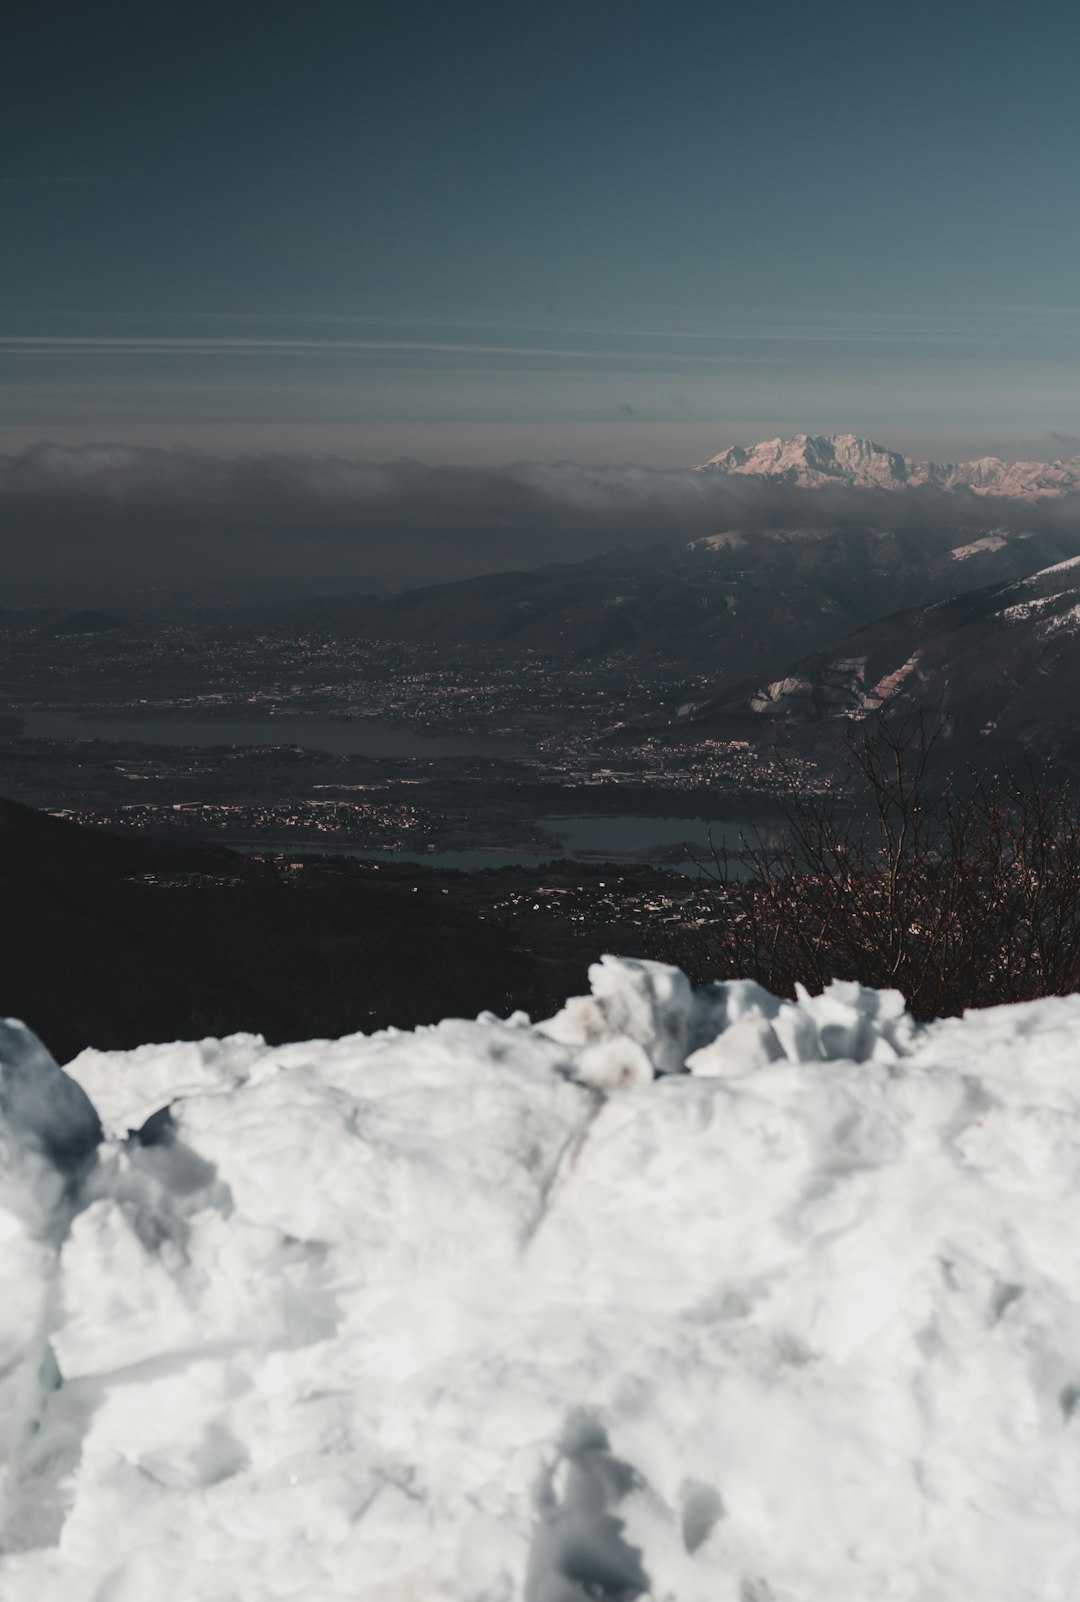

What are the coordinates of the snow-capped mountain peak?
(696, 433, 1080, 500)
(701, 433, 912, 489)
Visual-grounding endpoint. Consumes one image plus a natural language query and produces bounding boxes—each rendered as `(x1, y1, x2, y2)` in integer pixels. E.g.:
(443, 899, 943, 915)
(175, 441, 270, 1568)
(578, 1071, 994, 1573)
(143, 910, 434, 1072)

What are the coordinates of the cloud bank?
(4, 442, 1080, 604)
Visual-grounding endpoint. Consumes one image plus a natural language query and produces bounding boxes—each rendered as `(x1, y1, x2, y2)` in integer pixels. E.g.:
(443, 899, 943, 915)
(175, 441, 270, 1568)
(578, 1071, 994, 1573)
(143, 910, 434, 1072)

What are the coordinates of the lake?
(18, 712, 781, 875)
(266, 815, 781, 878)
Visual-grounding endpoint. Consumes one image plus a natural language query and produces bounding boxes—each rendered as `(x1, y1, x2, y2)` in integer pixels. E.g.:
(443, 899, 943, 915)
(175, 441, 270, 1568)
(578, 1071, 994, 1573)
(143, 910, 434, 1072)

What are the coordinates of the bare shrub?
(665, 716, 1080, 1020)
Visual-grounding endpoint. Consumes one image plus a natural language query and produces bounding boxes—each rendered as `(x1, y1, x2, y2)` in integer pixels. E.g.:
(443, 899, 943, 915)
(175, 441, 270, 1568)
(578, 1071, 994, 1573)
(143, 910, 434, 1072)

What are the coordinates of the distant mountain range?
(696, 433, 1080, 500)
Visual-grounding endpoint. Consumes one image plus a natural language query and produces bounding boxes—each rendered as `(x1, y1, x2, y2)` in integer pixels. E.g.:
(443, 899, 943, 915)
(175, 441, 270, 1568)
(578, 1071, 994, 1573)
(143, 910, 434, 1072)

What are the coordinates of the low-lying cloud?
(4, 441, 1080, 605)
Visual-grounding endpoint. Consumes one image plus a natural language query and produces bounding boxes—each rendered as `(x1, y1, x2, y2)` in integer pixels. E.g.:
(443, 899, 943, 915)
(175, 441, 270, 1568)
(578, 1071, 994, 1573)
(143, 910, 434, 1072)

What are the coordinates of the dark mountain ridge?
(0, 799, 632, 1064)
(278, 522, 1080, 681)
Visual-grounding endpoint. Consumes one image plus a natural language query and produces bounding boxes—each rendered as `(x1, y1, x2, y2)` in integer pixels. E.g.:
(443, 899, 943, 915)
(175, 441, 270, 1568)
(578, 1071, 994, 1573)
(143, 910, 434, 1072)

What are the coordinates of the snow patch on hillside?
(5, 962, 1080, 1599)
(690, 530, 746, 551)
(862, 651, 921, 709)
(1034, 553, 1080, 577)
(951, 533, 1007, 560)
(1042, 602, 1080, 637)
(1002, 589, 1080, 622)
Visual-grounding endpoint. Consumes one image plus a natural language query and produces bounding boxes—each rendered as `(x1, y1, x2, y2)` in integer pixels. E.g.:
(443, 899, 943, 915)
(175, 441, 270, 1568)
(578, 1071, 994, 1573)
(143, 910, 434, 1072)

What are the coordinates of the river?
(19, 712, 525, 761)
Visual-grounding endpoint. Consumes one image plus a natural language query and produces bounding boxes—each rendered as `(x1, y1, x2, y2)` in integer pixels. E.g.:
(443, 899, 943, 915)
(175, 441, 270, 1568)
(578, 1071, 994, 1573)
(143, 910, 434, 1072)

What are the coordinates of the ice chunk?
(687, 978, 918, 1077)
(542, 956, 694, 1078)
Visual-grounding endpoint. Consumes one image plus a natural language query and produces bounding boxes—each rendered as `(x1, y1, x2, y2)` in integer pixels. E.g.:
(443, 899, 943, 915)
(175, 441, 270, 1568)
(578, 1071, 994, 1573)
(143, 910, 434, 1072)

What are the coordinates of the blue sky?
(3, 0, 1080, 464)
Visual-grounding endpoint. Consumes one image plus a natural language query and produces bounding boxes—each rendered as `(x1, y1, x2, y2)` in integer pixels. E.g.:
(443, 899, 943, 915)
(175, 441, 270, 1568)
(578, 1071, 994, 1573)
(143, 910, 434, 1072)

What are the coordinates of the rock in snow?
(3, 956, 1080, 1599)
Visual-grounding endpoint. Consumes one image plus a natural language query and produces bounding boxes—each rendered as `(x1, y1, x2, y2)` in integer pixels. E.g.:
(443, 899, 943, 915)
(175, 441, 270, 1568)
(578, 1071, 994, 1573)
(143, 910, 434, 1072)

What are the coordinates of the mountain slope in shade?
(697, 433, 1080, 500)
(308, 522, 1080, 675)
(687, 555, 1080, 777)
(0, 799, 617, 1062)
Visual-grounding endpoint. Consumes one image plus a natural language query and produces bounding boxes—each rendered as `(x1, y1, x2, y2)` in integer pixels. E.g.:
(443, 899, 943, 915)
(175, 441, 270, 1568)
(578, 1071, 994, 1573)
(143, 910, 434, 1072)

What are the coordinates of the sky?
(3, 0, 1080, 470)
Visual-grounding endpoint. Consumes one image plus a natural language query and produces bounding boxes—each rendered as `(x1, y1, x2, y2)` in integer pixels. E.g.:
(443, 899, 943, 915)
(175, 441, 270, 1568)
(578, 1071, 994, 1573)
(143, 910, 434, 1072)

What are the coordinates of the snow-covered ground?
(4, 958, 1080, 1600)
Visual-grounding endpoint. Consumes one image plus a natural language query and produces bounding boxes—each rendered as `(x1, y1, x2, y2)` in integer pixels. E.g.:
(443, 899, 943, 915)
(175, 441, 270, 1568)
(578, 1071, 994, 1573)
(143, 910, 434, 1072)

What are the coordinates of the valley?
(5, 437, 1080, 1060)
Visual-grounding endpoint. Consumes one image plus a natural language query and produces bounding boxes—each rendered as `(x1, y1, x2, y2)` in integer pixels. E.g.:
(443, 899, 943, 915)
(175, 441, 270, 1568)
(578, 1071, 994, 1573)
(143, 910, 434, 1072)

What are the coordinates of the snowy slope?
(5, 960, 1080, 1600)
(697, 432, 1080, 499)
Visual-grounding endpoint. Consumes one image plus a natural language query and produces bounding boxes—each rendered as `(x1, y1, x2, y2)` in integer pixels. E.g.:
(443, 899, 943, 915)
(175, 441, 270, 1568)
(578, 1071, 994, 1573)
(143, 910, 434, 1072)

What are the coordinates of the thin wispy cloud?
(0, 335, 773, 365)
(7, 307, 1080, 357)
(0, 175, 92, 186)
(0, 173, 134, 187)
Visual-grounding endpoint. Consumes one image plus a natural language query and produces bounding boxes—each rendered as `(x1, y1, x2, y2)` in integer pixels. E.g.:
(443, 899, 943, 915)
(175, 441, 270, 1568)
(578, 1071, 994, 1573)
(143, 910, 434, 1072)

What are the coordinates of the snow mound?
(0, 1018, 101, 1187)
(4, 961, 1080, 1599)
(0, 1020, 102, 1543)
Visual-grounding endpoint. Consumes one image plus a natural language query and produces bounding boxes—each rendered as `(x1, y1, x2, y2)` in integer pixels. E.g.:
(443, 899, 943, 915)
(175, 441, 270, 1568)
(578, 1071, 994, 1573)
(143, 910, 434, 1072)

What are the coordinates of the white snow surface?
(4, 957, 1080, 1600)
(696, 432, 1080, 499)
